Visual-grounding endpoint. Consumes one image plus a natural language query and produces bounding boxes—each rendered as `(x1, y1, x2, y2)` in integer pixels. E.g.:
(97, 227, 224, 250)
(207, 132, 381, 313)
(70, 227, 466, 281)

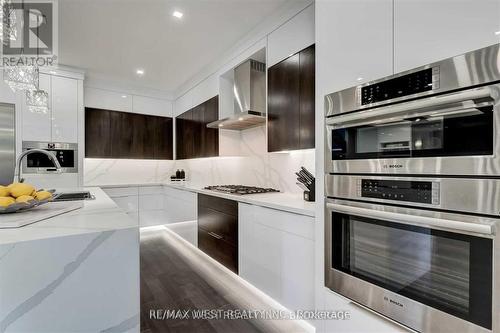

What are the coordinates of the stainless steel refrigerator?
(0, 103, 15, 185)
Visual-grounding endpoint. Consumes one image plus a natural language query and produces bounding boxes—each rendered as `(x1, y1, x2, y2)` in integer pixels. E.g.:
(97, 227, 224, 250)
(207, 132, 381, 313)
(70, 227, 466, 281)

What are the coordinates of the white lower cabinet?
(139, 186, 166, 227)
(239, 203, 315, 312)
(102, 187, 139, 224)
(163, 186, 197, 223)
(103, 186, 197, 240)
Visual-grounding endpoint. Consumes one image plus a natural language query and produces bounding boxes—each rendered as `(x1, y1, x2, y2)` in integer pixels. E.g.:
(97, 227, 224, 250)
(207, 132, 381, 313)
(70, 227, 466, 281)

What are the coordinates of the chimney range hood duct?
(207, 59, 266, 130)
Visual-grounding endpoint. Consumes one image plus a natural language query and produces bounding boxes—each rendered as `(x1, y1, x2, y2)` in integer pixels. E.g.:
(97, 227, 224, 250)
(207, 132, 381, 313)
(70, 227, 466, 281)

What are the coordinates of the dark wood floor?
(140, 229, 265, 333)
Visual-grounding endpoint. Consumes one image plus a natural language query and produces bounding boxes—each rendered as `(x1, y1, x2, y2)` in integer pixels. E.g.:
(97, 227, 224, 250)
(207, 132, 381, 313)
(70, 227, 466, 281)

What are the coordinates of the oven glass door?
(331, 108, 493, 160)
(26, 149, 75, 168)
(331, 212, 492, 329)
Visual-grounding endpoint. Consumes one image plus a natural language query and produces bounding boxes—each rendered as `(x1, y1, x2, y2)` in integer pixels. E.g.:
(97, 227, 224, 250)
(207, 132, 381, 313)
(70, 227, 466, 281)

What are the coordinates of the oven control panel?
(357, 179, 440, 205)
(357, 67, 440, 106)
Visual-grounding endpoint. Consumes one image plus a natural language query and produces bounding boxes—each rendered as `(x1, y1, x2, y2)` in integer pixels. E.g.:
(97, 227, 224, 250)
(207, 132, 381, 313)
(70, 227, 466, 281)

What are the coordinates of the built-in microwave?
(325, 44, 500, 176)
(22, 141, 78, 174)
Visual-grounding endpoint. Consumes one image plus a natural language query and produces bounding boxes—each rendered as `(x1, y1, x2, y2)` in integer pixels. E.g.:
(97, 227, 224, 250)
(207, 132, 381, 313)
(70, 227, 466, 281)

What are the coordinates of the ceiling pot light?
(136, 69, 144, 76)
(121, 95, 127, 98)
(172, 10, 183, 19)
(495, 30, 500, 35)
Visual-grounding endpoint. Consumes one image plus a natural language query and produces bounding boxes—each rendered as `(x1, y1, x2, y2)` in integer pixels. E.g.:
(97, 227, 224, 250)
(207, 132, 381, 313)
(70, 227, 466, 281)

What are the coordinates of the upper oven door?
(325, 199, 496, 333)
(325, 83, 500, 176)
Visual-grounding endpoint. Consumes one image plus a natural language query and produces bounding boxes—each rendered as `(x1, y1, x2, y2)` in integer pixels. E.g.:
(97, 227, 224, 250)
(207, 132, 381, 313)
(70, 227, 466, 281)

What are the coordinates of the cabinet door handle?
(208, 231, 223, 240)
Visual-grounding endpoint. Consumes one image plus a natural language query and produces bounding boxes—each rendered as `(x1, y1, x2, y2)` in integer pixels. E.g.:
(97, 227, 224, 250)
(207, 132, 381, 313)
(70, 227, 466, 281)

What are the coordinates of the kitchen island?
(0, 187, 139, 333)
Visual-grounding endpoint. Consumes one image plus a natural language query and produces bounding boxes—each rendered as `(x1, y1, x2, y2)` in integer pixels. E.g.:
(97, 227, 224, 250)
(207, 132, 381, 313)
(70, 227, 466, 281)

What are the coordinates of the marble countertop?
(0, 187, 138, 245)
(165, 182, 316, 217)
(98, 181, 316, 217)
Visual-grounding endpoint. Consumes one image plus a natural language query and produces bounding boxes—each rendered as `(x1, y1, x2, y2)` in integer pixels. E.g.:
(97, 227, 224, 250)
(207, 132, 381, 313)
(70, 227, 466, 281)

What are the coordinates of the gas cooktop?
(203, 185, 280, 195)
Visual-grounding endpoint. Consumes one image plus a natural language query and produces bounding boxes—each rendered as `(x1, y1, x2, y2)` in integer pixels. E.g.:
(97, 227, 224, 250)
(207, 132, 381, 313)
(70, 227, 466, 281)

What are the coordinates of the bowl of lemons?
(0, 182, 54, 214)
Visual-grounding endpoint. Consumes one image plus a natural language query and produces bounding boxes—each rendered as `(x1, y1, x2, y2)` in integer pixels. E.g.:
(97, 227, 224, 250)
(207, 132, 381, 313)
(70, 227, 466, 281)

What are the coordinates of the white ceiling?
(58, 0, 290, 95)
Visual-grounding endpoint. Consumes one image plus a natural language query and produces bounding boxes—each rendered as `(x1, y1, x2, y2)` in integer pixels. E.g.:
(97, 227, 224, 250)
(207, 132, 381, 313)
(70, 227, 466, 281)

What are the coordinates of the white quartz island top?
(0, 187, 140, 333)
(0, 187, 138, 245)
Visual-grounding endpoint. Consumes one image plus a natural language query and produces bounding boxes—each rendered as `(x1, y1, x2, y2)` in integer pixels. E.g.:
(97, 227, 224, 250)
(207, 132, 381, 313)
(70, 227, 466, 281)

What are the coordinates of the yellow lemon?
(0, 196, 15, 207)
(34, 191, 52, 201)
(9, 183, 35, 198)
(0, 186, 9, 197)
(16, 195, 35, 203)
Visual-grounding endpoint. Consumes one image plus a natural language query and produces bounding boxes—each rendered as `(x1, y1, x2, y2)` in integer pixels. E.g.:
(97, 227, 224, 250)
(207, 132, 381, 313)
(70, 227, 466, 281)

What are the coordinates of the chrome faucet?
(13, 149, 62, 183)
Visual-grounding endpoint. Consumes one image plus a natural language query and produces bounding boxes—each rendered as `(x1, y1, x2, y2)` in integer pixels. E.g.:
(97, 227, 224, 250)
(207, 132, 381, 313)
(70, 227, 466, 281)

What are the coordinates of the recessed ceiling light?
(172, 11, 183, 19)
(136, 69, 144, 76)
(357, 77, 364, 81)
(495, 30, 500, 35)
(121, 95, 127, 98)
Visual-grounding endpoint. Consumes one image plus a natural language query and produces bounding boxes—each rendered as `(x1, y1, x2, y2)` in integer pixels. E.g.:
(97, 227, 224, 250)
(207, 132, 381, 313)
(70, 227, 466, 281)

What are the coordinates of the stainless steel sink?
(52, 191, 95, 202)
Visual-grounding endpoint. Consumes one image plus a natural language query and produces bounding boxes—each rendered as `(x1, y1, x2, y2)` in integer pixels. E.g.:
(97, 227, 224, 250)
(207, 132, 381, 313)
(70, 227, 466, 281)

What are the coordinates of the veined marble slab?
(0, 187, 138, 245)
(0, 187, 140, 333)
(0, 202, 83, 229)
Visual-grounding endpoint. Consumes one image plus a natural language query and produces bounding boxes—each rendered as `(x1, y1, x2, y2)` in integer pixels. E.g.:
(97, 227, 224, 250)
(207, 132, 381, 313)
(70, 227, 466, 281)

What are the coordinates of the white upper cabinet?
(132, 95, 172, 117)
(22, 73, 52, 142)
(267, 4, 315, 67)
(394, 0, 500, 72)
(52, 76, 78, 143)
(84, 87, 133, 112)
(316, 0, 393, 94)
(22, 74, 79, 143)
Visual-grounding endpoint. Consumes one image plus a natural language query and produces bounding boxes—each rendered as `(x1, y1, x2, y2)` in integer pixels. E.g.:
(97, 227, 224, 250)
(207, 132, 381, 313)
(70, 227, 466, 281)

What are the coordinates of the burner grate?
(204, 185, 280, 195)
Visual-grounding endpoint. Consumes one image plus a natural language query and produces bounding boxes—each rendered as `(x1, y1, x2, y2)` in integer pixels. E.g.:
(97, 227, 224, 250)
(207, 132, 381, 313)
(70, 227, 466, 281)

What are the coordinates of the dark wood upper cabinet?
(175, 95, 219, 160)
(85, 108, 111, 158)
(202, 96, 219, 158)
(268, 53, 300, 152)
(154, 117, 173, 159)
(85, 108, 173, 160)
(267, 44, 315, 152)
(299, 45, 315, 149)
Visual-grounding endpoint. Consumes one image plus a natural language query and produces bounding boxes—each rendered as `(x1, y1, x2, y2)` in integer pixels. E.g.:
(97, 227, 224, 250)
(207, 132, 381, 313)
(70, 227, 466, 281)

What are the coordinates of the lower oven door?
(325, 199, 495, 332)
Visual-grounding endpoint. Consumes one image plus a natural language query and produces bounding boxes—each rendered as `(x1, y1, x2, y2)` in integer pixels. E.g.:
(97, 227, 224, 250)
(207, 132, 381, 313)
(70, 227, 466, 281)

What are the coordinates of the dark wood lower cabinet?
(197, 194, 238, 273)
(198, 229, 238, 274)
(85, 107, 173, 160)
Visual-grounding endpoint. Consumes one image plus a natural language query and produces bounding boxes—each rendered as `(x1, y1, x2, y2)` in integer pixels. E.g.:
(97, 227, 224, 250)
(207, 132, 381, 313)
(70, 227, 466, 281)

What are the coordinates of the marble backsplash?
(84, 126, 315, 194)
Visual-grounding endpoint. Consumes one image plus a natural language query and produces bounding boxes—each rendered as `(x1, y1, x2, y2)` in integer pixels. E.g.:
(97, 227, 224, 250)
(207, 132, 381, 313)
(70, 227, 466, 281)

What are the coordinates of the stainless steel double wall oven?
(324, 44, 500, 332)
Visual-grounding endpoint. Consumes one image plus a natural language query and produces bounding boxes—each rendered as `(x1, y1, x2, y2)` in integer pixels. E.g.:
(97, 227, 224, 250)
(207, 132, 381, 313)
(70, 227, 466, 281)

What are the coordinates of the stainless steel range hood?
(207, 59, 266, 130)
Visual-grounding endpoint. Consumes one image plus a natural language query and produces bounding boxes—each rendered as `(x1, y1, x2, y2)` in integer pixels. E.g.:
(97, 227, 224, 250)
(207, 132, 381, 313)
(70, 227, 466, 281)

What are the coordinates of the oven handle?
(327, 202, 494, 236)
(326, 85, 495, 129)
